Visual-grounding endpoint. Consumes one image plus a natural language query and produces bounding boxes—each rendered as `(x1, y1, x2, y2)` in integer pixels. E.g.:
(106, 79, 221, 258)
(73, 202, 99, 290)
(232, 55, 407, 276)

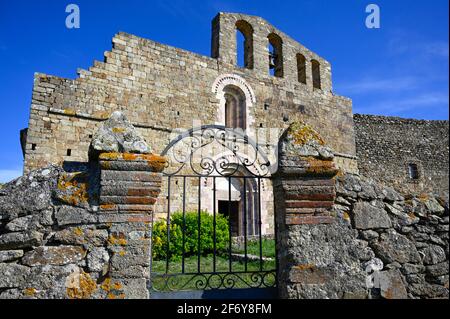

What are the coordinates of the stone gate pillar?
(91, 112, 166, 298)
(274, 122, 366, 299)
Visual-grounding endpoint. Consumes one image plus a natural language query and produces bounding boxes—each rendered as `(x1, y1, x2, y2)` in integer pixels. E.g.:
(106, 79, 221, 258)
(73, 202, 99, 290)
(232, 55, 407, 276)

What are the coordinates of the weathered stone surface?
(422, 245, 446, 265)
(0, 263, 31, 288)
(371, 230, 421, 264)
(5, 215, 38, 232)
(54, 226, 108, 247)
(55, 206, 97, 226)
(409, 282, 449, 299)
(426, 262, 449, 277)
(281, 121, 334, 160)
(0, 289, 24, 299)
(90, 111, 151, 158)
(360, 230, 379, 241)
(401, 263, 425, 275)
(423, 198, 445, 215)
(120, 278, 149, 299)
(27, 264, 82, 299)
(359, 182, 378, 200)
(0, 231, 43, 250)
(280, 219, 368, 299)
(0, 250, 24, 262)
(374, 270, 408, 299)
(353, 201, 392, 230)
(382, 187, 403, 202)
(87, 247, 109, 273)
(0, 166, 61, 221)
(22, 246, 86, 266)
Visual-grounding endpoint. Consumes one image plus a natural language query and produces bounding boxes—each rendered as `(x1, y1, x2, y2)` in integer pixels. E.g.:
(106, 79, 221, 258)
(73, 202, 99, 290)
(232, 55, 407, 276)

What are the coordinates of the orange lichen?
(57, 172, 90, 206)
(66, 272, 97, 299)
(112, 127, 126, 134)
(99, 152, 121, 160)
(123, 153, 138, 161)
(294, 264, 316, 271)
(304, 157, 337, 175)
(335, 169, 345, 178)
(100, 278, 125, 299)
(24, 288, 37, 297)
(408, 212, 417, 220)
(108, 233, 128, 246)
(92, 111, 111, 119)
(73, 227, 84, 236)
(417, 193, 430, 202)
(107, 292, 126, 299)
(63, 109, 76, 116)
(343, 212, 350, 221)
(100, 204, 117, 210)
(100, 278, 112, 292)
(288, 121, 325, 146)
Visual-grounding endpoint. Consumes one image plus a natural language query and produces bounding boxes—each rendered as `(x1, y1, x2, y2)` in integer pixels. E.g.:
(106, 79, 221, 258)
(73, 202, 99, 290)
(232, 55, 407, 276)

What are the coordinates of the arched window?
(224, 85, 246, 130)
(268, 33, 283, 77)
(311, 59, 321, 89)
(297, 53, 306, 84)
(236, 20, 254, 69)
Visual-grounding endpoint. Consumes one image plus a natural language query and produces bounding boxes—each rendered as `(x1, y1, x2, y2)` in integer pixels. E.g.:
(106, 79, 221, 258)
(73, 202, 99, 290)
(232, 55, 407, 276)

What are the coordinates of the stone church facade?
(22, 12, 358, 175)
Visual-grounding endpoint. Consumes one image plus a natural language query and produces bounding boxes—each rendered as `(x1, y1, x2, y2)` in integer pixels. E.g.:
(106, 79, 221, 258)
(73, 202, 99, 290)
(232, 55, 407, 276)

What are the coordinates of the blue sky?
(0, 0, 448, 182)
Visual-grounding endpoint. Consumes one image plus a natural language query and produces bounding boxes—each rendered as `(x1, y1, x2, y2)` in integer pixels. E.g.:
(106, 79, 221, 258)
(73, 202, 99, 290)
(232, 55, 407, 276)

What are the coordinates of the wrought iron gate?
(150, 125, 277, 299)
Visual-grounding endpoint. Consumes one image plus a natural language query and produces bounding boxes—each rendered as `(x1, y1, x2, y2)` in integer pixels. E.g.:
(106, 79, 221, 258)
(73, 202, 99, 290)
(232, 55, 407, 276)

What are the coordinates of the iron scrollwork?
(151, 271, 276, 292)
(161, 125, 271, 177)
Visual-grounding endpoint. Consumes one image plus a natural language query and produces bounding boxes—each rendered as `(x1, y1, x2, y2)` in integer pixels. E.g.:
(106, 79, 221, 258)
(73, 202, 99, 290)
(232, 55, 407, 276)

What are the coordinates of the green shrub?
(152, 211, 230, 261)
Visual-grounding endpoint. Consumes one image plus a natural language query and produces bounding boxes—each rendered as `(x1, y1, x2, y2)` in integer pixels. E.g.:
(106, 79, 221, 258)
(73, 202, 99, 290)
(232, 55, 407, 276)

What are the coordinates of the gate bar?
(243, 178, 248, 272)
(166, 176, 171, 274)
(197, 176, 201, 273)
(258, 177, 263, 271)
(213, 177, 217, 273)
(182, 176, 186, 273)
(228, 176, 232, 272)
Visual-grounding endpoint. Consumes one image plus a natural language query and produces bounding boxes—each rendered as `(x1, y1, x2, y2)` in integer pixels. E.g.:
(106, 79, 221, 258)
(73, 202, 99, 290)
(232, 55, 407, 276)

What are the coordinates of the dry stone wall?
(334, 174, 449, 299)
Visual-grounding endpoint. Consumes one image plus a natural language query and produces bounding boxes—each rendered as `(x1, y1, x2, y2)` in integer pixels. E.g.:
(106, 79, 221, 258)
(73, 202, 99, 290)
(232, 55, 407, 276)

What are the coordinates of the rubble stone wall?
(354, 114, 449, 198)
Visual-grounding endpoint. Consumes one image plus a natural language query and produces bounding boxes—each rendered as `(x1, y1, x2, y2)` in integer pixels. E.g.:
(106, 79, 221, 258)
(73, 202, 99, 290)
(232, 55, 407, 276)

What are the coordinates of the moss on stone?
(288, 121, 325, 146)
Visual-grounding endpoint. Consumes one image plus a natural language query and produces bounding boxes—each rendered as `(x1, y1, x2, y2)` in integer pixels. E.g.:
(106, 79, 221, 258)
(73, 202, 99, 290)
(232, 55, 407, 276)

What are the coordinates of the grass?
(232, 238, 276, 258)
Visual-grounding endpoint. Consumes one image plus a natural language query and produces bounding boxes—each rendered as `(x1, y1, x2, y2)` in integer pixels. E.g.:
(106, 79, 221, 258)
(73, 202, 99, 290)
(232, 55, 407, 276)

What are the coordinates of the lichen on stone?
(66, 271, 97, 299)
(282, 121, 334, 160)
(55, 172, 89, 207)
(288, 121, 325, 146)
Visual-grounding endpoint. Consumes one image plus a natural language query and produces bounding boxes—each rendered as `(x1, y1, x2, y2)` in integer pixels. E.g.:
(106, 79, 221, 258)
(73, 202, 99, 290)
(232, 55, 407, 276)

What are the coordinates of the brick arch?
(212, 74, 256, 131)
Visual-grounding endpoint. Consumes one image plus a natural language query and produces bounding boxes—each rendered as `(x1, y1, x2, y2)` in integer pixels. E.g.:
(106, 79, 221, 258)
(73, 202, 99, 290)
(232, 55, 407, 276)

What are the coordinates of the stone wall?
(276, 171, 449, 299)
(23, 12, 357, 176)
(334, 174, 449, 299)
(275, 122, 448, 299)
(354, 114, 449, 198)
